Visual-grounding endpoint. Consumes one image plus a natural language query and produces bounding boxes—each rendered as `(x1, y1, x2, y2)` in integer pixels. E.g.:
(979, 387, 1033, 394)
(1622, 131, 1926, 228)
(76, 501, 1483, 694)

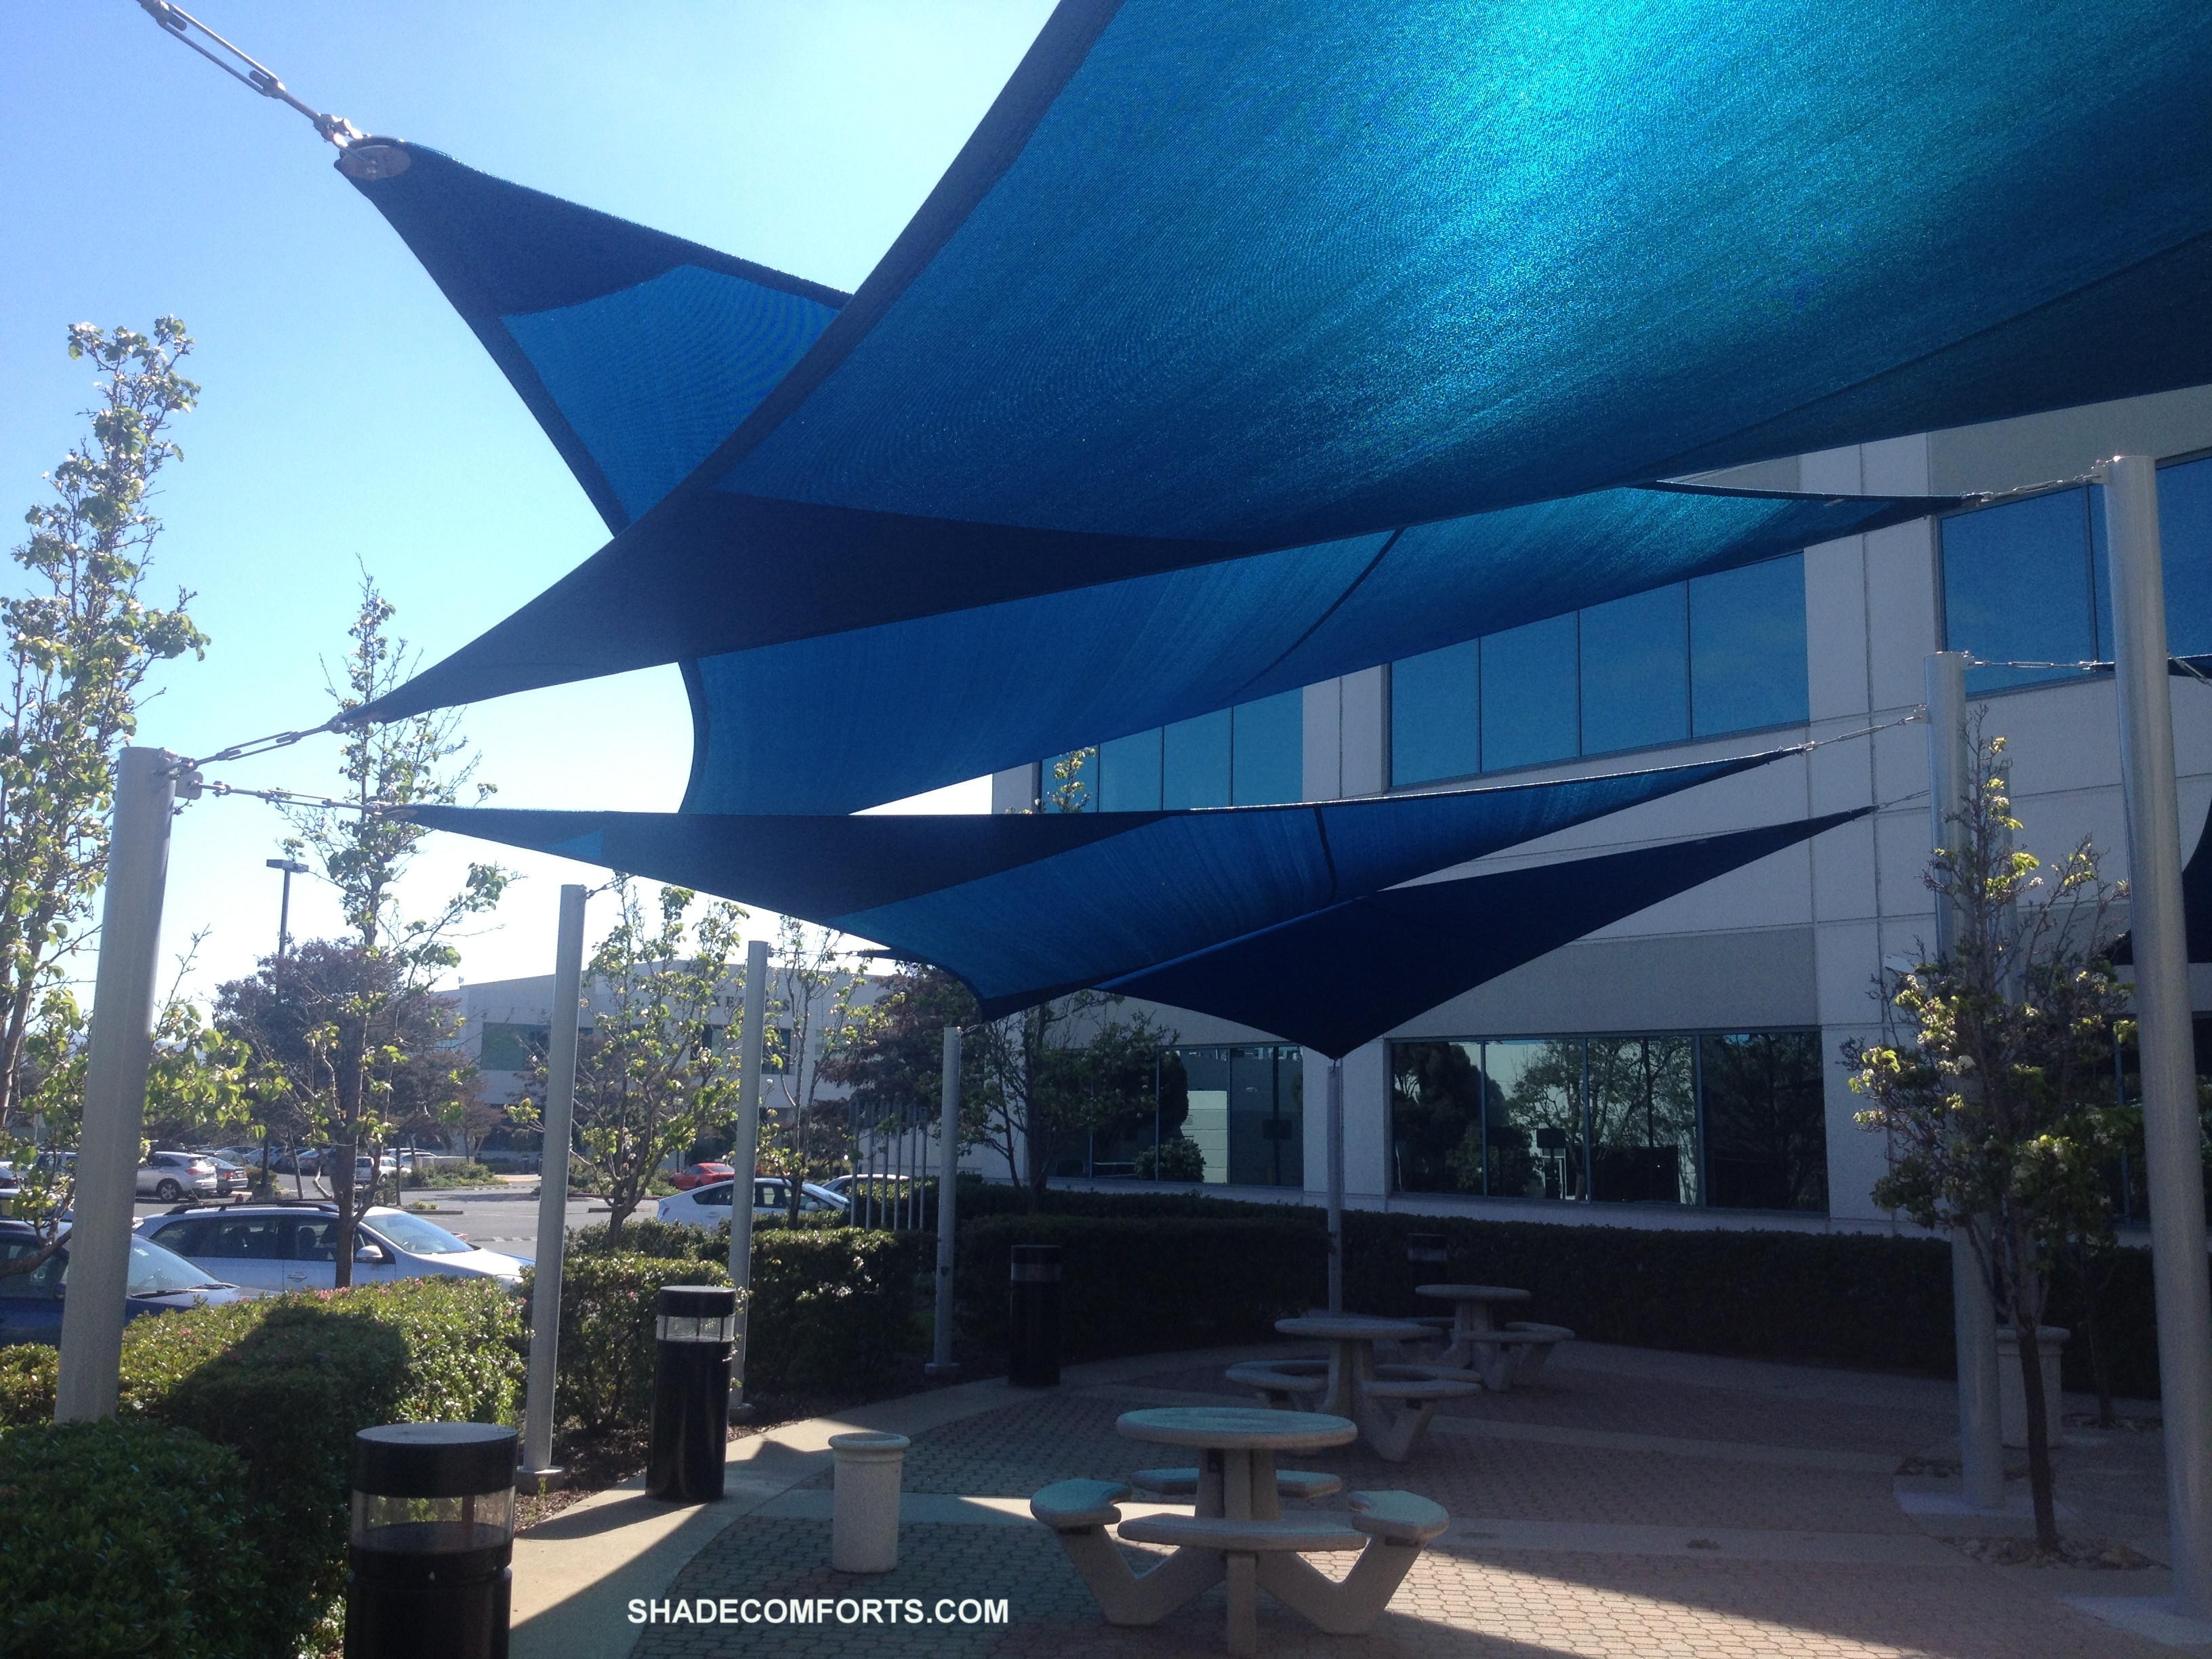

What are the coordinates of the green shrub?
(404, 1160, 501, 1189)
(0, 1279, 523, 1641)
(0, 1342, 57, 1427)
(558, 1221, 926, 1401)
(531, 1252, 732, 1431)
(0, 1418, 292, 1659)
(956, 1214, 1324, 1359)
(1132, 1136, 1206, 1181)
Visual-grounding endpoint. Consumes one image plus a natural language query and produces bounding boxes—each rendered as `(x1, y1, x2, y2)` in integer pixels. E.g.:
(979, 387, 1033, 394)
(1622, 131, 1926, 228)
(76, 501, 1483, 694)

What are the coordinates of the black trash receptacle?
(1406, 1233, 1448, 1271)
(647, 1283, 737, 1502)
(1008, 1243, 1061, 1387)
(346, 1422, 516, 1659)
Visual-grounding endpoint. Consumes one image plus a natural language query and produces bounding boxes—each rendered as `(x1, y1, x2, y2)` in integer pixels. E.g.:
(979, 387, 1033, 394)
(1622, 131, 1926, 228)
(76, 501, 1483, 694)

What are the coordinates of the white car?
(138, 1203, 528, 1291)
(657, 1177, 849, 1229)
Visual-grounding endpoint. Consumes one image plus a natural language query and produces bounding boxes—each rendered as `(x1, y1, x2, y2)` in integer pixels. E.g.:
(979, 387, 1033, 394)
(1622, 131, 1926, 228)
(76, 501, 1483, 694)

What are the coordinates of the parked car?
(0, 1219, 251, 1345)
(657, 1177, 849, 1230)
(667, 1161, 735, 1191)
(136, 1151, 219, 1202)
(140, 1203, 529, 1290)
(0, 1162, 19, 1202)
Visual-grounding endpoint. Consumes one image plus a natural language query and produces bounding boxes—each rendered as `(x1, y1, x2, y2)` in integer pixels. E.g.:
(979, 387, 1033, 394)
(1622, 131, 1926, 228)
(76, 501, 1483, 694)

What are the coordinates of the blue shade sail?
(403, 747, 1795, 1015)
(344, 146, 844, 532)
(342, 0, 2212, 734)
(1105, 811, 1870, 1057)
(675, 486, 1931, 813)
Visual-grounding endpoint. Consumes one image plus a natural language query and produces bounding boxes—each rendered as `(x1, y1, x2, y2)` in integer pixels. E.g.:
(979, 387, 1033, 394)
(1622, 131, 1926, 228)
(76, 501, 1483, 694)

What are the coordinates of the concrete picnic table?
(1272, 1314, 1435, 1416)
(1414, 1283, 1532, 1359)
(1414, 1283, 1574, 1389)
(1248, 1314, 1483, 1461)
(1028, 1406, 1449, 1656)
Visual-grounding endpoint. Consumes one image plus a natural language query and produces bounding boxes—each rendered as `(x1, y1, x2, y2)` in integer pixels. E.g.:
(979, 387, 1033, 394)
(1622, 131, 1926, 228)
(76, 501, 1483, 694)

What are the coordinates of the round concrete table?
(1414, 1283, 1532, 1366)
(1118, 1406, 1355, 1523)
(1273, 1315, 1434, 1421)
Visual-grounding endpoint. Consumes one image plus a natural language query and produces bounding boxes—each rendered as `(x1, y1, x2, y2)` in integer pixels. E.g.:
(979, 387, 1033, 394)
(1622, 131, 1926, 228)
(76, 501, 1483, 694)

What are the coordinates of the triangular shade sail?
(2109, 792, 2212, 967)
(678, 485, 1940, 813)
(348, 0, 2212, 727)
(1103, 809, 1869, 1057)
(401, 746, 1796, 1011)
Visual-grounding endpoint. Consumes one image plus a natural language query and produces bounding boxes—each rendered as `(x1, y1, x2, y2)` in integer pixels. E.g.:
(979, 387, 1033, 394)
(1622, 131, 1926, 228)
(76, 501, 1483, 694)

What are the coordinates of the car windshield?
(366, 1212, 473, 1256)
(124, 1236, 227, 1296)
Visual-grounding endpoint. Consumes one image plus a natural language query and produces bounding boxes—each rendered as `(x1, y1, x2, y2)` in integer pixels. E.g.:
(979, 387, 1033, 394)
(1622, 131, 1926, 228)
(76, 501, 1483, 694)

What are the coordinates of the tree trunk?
(2005, 1229, 2061, 1552)
(331, 1015, 369, 1290)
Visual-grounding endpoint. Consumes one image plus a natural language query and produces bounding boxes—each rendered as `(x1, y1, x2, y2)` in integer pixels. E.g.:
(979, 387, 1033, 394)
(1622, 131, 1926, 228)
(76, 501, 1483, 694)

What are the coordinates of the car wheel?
(155, 1179, 182, 1201)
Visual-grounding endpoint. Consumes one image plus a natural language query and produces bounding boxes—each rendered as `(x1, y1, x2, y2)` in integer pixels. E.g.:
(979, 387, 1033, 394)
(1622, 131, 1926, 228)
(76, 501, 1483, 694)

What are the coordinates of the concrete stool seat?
(1029, 1479, 1132, 1532)
(1500, 1322, 1575, 1385)
(1225, 1359, 1332, 1408)
(1118, 1512, 1368, 1553)
(1130, 1466, 1343, 1501)
(1348, 1489, 1452, 1544)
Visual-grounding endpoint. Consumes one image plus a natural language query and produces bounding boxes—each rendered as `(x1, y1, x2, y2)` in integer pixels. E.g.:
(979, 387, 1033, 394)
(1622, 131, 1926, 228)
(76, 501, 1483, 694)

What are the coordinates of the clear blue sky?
(1, 1, 1047, 1002)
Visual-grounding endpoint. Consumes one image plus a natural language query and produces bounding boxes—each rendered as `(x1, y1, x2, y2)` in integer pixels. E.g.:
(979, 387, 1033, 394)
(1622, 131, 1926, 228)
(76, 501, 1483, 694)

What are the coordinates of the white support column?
(1326, 1057, 1345, 1315)
(522, 884, 588, 1481)
(56, 748, 179, 1422)
(2102, 453, 2212, 1616)
(927, 1025, 962, 1377)
(727, 937, 770, 1418)
(1927, 653, 2003, 1511)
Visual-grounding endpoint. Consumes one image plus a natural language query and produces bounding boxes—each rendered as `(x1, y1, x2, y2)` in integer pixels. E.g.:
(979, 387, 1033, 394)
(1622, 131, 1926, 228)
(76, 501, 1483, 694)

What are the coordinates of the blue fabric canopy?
(345, 0, 2212, 731)
(401, 745, 1795, 1012)
(1103, 808, 1870, 1057)
(680, 484, 1938, 813)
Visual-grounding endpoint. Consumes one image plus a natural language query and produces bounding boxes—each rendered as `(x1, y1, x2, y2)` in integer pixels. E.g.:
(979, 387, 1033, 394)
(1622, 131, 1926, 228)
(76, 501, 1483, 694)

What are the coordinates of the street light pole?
(265, 856, 308, 960)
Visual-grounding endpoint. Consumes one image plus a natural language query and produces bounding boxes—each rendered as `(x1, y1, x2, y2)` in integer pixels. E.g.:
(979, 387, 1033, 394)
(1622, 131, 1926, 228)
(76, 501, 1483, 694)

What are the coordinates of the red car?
(668, 1162, 735, 1191)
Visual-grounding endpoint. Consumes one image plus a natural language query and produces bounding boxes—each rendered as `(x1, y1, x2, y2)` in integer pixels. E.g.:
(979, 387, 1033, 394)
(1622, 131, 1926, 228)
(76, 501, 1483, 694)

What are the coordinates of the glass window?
(1581, 586, 1689, 754)
(1480, 615, 1578, 772)
(202, 1217, 283, 1260)
(1586, 1037, 1698, 1204)
(1225, 1045, 1303, 1186)
(1041, 748, 1097, 812)
(1176, 1047, 1231, 1182)
(1390, 640, 1481, 787)
(127, 1237, 226, 1296)
(1482, 1039, 1586, 1201)
(1691, 555, 1809, 735)
(1100, 729, 1164, 811)
(1163, 710, 1232, 808)
(480, 1022, 549, 1071)
(1388, 1041, 1486, 1194)
(289, 1218, 343, 1263)
(366, 1213, 473, 1256)
(1231, 692, 1303, 805)
(0, 1236, 62, 1299)
(2157, 455, 2212, 659)
(1942, 488, 2096, 693)
(1700, 1031, 1829, 1211)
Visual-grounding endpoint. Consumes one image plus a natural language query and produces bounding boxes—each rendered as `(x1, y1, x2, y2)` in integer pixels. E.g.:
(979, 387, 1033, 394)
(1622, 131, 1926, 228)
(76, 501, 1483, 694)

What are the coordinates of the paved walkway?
(512, 1339, 2203, 1659)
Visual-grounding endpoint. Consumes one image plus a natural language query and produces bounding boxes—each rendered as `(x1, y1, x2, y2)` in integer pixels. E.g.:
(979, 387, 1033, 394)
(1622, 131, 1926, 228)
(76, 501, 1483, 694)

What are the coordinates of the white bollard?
(829, 1431, 909, 1572)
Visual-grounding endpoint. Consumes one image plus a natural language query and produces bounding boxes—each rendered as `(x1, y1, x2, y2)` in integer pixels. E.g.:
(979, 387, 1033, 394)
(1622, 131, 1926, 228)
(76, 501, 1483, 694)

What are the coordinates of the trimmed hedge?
(0, 1279, 524, 1647)
(554, 1223, 927, 1407)
(532, 1252, 732, 1431)
(0, 1419, 291, 1659)
(956, 1214, 1325, 1359)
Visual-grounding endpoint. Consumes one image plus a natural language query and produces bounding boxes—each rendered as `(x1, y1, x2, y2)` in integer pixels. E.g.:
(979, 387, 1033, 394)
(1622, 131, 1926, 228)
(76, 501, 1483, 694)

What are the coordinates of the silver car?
(136, 1151, 218, 1202)
(140, 1203, 527, 1291)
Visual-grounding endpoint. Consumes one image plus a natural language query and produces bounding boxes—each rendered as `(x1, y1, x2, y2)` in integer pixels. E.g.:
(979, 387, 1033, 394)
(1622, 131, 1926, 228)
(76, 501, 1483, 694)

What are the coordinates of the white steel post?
(727, 937, 770, 1417)
(1326, 1057, 1345, 1315)
(56, 748, 179, 1422)
(1926, 653, 2005, 1511)
(2102, 453, 2212, 1615)
(522, 884, 588, 1481)
(927, 1025, 962, 1377)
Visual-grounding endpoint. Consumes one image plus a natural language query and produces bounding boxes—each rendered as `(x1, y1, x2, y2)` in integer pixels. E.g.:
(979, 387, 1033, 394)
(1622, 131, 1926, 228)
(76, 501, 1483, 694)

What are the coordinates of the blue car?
(0, 1220, 250, 1345)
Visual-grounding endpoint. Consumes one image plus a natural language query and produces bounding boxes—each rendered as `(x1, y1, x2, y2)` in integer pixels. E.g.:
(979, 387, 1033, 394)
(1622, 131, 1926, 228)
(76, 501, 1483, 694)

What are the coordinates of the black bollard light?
(1406, 1233, 1448, 1270)
(646, 1283, 737, 1502)
(346, 1422, 516, 1659)
(1008, 1243, 1061, 1387)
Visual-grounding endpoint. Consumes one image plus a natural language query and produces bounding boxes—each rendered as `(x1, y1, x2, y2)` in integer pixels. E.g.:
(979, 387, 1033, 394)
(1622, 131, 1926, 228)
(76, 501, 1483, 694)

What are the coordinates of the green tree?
(283, 573, 509, 1283)
(966, 994, 1174, 1209)
(539, 882, 747, 1242)
(0, 320, 206, 1134)
(761, 915, 864, 1221)
(1845, 733, 2131, 1552)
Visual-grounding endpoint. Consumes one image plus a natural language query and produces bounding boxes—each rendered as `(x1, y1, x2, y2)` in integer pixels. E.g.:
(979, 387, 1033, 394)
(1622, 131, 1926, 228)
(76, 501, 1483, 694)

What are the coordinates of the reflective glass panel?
(1163, 710, 1231, 808)
(1586, 1038, 1698, 1204)
(1174, 1047, 1231, 1182)
(1388, 1041, 1486, 1194)
(1942, 489, 2094, 692)
(1482, 1039, 1586, 1201)
(1041, 747, 1097, 811)
(1690, 554, 1809, 735)
(1699, 1031, 1828, 1211)
(1231, 692, 1303, 806)
(1580, 585, 1689, 754)
(2159, 456, 2212, 659)
(1389, 640, 1481, 787)
(1479, 615, 1578, 772)
(1226, 1045, 1303, 1186)
(1099, 728, 1164, 811)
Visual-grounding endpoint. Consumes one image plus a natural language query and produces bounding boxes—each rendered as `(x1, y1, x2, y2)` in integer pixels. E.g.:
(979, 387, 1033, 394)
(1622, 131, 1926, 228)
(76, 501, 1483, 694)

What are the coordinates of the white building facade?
(998, 384, 2212, 1236)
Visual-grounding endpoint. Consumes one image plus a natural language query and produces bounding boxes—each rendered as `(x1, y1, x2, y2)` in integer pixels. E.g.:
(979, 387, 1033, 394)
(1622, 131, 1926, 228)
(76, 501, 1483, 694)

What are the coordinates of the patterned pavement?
(622, 1343, 2194, 1659)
